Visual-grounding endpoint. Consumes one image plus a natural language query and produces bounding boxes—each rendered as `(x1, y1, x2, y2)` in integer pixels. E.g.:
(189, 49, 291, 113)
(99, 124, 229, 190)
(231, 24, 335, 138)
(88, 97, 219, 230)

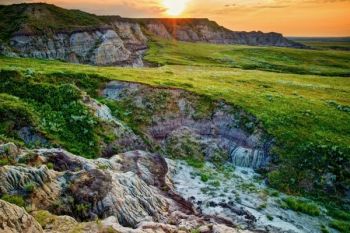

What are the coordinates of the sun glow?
(162, 0, 188, 16)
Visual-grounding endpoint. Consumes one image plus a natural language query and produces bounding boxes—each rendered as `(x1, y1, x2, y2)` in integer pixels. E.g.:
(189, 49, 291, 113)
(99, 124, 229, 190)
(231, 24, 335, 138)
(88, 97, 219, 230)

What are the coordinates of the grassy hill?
(145, 39, 350, 76)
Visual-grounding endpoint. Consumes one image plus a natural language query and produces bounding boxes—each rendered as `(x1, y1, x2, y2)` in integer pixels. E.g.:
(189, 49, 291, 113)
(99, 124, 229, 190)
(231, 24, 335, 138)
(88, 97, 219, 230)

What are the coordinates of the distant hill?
(0, 3, 305, 66)
(289, 37, 350, 51)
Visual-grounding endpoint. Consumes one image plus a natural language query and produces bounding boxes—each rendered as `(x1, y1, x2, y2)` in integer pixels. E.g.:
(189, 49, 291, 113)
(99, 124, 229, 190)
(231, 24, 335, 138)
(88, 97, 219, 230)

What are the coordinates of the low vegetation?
(281, 197, 321, 216)
(1, 194, 26, 207)
(330, 220, 350, 233)
(0, 69, 113, 158)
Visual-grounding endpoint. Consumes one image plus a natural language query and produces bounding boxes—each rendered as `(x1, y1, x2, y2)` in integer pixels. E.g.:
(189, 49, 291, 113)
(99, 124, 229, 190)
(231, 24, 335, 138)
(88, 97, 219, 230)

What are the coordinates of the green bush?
(200, 173, 210, 182)
(47, 162, 54, 170)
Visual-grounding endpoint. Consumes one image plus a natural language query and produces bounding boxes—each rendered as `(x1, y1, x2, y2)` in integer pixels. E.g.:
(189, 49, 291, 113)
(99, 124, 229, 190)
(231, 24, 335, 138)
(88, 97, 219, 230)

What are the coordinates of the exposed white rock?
(230, 147, 266, 169)
(169, 160, 330, 233)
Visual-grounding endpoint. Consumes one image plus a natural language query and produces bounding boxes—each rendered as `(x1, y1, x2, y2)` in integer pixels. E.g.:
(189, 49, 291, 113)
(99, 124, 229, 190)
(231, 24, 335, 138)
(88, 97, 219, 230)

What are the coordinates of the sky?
(2, 0, 350, 37)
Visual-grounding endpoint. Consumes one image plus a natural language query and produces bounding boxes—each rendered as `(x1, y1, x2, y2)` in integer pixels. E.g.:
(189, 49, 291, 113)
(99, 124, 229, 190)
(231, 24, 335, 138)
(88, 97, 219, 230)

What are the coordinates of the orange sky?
(3, 0, 350, 36)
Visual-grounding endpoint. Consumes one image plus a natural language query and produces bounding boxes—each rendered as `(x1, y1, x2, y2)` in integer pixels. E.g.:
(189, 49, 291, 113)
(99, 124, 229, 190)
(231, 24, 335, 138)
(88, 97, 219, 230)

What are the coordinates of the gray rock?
(0, 143, 19, 159)
(18, 127, 48, 146)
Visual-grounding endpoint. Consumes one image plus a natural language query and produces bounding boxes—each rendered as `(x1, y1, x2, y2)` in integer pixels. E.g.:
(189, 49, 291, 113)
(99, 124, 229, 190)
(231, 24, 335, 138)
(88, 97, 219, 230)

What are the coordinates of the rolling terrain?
(0, 2, 349, 233)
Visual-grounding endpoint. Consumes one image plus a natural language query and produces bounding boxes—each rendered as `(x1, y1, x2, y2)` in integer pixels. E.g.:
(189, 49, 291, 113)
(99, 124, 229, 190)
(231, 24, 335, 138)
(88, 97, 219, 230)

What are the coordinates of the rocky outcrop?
(0, 200, 43, 233)
(141, 18, 304, 48)
(102, 81, 271, 169)
(9, 29, 142, 66)
(84, 96, 147, 156)
(0, 3, 305, 67)
(0, 147, 245, 232)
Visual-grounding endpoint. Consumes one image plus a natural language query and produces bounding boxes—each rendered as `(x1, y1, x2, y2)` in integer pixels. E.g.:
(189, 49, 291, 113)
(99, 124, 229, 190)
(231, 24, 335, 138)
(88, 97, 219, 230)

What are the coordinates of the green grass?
(330, 220, 350, 233)
(0, 52, 349, 198)
(282, 197, 321, 216)
(1, 194, 26, 207)
(302, 41, 350, 51)
(0, 69, 111, 158)
(144, 39, 350, 77)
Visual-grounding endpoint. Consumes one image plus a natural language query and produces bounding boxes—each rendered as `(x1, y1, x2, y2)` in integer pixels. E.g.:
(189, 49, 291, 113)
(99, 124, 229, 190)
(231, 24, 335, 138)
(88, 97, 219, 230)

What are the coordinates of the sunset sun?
(162, 0, 188, 16)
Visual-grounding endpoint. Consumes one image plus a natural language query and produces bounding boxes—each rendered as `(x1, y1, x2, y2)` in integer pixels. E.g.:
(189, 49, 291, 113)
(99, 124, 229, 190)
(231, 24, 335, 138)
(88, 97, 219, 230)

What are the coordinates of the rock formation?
(0, 200, 43, 233)
(0, 3, 305, 67)
(0, 146, 248, 233)
(101, 80, 271, 169)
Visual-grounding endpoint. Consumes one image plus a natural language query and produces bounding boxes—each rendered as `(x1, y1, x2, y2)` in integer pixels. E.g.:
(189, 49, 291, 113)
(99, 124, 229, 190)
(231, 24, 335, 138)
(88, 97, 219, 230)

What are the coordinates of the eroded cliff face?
(101, 81, 272, 169)
(9, 27, 146, 67)
(0, 4, 305, 67)
(141, 18, 303, 48)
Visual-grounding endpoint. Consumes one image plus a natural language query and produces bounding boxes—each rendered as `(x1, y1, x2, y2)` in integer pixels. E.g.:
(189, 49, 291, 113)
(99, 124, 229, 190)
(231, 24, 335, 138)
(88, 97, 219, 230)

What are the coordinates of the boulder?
(0, 143, 19, 159)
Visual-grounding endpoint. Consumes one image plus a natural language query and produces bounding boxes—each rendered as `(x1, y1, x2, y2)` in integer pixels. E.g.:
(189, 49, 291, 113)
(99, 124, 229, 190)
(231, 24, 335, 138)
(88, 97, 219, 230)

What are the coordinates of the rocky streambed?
(169, 160, 332, 233)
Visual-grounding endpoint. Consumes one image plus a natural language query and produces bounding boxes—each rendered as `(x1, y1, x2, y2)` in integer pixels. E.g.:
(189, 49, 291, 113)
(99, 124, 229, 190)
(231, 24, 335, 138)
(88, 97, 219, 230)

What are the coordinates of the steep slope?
(0, 3, 305, 67)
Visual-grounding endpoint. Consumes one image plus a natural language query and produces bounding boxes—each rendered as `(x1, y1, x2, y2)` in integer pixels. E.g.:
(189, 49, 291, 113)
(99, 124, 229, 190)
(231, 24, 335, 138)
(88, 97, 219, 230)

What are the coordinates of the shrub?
(330, 220, 350, 233)
(258, 203, 267, 210)
(208, 180, 221, 187)
(0, 157, 12, 166)
(282, 197, 321, 216)
(24, 182, 36, 193)
(200, 173, 210, 182)
(321, 225, 330, 233)
(75, 203, 90, 216)
(1, 194, 25, 207)
(186, 157, 205, 168)
(47, 162, 54, 169)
